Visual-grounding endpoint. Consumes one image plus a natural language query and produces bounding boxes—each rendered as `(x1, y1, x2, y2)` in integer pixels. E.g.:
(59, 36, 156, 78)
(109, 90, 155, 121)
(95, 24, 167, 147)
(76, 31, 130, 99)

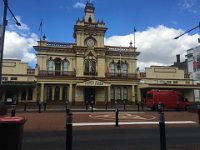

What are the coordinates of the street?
(16, 110, 200, 150)
(22, 126, 200, 150)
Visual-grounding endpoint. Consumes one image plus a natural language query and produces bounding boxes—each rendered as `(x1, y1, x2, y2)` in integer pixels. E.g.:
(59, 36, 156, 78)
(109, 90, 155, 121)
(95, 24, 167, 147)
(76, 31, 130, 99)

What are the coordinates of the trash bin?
(0, 116, 26, 150)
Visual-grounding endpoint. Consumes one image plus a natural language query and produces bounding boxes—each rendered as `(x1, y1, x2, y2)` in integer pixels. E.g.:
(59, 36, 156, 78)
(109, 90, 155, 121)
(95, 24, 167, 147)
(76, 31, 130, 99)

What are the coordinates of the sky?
(0, 0, 200, 71)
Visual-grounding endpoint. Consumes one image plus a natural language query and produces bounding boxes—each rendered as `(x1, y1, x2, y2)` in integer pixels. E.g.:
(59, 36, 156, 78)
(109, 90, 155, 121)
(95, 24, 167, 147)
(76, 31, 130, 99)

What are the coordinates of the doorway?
(84, 88, 95, 105)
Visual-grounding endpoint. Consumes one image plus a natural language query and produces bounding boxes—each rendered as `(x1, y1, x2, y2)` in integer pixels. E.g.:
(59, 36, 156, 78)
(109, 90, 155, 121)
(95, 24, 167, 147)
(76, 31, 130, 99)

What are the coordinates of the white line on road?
(73, 121, 196, 126)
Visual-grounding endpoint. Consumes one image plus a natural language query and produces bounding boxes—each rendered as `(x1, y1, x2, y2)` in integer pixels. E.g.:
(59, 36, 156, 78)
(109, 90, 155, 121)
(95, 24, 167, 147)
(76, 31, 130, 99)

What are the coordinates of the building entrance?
(84, 88, 95, 105)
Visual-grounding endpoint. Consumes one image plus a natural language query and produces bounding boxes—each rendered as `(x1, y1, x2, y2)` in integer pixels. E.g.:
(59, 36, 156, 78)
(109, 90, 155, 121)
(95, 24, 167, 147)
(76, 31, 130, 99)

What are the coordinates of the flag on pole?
(134, 26, 137, 33)
(38, 19, 43, 31)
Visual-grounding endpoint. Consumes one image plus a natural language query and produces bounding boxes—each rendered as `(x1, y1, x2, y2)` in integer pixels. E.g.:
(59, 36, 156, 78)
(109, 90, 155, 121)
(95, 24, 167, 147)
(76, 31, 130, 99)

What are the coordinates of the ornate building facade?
(0, 2, 199, 105)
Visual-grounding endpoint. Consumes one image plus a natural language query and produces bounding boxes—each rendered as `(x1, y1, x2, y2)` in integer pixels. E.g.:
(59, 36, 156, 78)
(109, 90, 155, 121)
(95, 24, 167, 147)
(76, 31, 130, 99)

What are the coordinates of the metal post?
(115, 105, 119, 127)
(24, 102, 27, 112)
(91, 101, 94, 112)
(86, 101, 88, 110)
(197, 105, 200, 125)
(159, 112, 166, 150)
(0, 0, 8, 85)
(105, 102, 108, 110)
(158, 103, 162, 113)
(44, 102, 47, 111)
(123, 100, 126, 110)
(66, 110, 73, 150)
(66, 101, 70, 114)
(38, 103, 41, 113)
(11, 100, 16, 117)
(137, 102, 140, 112)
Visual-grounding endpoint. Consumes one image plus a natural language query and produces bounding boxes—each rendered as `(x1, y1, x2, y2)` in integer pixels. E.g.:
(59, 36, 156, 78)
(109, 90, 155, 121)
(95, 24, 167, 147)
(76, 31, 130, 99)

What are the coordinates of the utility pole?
(0, 0, 21, 85)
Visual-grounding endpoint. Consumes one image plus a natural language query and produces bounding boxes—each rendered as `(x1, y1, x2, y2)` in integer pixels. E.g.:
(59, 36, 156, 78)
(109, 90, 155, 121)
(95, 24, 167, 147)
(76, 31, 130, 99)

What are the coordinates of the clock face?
(86, 38, 95, 47)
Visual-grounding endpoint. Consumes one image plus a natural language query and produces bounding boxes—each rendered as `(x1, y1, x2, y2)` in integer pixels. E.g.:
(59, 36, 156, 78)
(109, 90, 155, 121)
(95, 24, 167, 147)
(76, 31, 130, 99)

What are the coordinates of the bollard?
(105, 102, 108, 110)
(86, 101, 88, 110)
(159, 112, 166, 150)
(123, 100, 126, 110)
(197, 105, 200, 125)
(66, 102, 70, 114)
(91, 101, 94, 112)
(137, 103, 140, 112)
(158, 103, 162, 113)
(66, 110, 73, 150)
(115, 106, 119, 127)
(23, 103, 26, 112)
(38, 103, 41, 113)
(44, 102, 47, 111)
(11, 104, 16, 117)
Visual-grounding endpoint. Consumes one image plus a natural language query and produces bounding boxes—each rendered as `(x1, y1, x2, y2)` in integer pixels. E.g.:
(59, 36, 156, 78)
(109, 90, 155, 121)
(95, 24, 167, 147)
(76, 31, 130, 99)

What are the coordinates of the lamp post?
(0, 0, 21, 85)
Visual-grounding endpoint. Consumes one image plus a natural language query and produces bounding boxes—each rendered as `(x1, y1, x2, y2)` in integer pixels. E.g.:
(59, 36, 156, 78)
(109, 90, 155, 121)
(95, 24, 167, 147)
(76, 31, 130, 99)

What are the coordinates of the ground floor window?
(21, 89, 26, 100)
(28, 89, 33, 100)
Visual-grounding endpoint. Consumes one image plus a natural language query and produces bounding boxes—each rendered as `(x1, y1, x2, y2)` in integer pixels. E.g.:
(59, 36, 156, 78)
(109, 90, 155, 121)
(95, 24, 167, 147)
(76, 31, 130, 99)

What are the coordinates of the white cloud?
(73, 2, 85, 9)
(3, 17, 38, 67)
(178, 0, 198, 13)
(105, 25, 200, 71)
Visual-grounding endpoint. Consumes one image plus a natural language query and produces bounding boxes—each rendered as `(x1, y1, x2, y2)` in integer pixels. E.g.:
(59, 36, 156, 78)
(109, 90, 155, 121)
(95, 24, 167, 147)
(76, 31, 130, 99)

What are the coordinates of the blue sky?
(0, 0, 200, 69)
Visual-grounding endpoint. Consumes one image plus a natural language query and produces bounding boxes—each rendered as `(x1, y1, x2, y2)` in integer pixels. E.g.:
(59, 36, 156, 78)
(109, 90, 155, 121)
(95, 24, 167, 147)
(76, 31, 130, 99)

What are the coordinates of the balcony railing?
(106, 73, 138, 79)
(38, 70, 76, 77)
(84, 72, 97, 76)
(184, 74, 190, 79)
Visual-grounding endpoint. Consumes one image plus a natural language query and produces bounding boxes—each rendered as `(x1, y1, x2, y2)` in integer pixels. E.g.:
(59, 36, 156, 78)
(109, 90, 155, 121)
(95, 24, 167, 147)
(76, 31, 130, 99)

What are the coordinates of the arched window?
(84, 59, 96, 75)
(55, 58, 62, 76)
(116, 87, 121, 100)
(47, 86, 52, 101)
(122, 63, 128, 76)
(109, 62, 115, 74)
(123, 87, 128, 100)
(88, 17, 92, 23)
(63, 60, 69, 75)
(84, 60, 90, 73)
(111, 87, 115, 100)
(48, 60, 54, 74)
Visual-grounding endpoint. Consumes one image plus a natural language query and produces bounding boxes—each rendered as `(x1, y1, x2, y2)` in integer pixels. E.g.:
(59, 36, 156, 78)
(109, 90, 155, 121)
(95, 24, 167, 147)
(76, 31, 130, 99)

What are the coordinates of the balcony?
(106, 73, 138, 79)
(84, 71, 97, 76)
(184, 74, 190, 79)
(38, 70, 76, 77)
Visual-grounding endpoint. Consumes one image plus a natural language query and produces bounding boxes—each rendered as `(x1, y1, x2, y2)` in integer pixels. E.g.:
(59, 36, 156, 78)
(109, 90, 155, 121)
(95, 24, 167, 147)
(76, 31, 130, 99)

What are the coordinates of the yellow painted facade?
(0, 2, 199, 105)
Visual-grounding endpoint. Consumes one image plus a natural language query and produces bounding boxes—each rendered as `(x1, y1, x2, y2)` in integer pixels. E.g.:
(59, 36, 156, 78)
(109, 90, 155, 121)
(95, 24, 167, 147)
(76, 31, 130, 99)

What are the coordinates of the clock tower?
(73, 1, 107, 48)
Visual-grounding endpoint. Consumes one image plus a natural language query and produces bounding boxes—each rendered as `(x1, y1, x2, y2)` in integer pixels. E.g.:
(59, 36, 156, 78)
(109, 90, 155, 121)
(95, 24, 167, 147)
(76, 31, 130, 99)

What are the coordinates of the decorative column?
(40, 83, 44, 103)
(52, 86, 55, 101)
(59, 86, 63, 101)
(132, 85, 135, 103)
(107, 86, 111, 103)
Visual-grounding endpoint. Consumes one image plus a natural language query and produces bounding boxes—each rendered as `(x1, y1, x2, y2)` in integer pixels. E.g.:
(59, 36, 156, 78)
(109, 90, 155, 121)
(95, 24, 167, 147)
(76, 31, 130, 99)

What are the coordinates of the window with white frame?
(48, 60, 54, 74)
(116, 87, 121, 100)
(63, 60, 69, 74)
(111, 87, 115, 100)
(123, 87, 128, 100)
(122, 63, 128, 75)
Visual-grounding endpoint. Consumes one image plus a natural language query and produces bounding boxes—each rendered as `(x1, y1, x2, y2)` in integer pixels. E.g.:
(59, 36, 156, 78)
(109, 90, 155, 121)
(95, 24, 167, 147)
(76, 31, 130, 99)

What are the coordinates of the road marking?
(73, 121, 196, 126)
(89, 113, 156, 121)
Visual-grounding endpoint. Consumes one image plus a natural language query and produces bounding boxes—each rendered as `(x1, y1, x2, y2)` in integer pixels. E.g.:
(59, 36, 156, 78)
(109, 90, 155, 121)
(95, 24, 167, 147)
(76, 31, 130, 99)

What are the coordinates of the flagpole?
(0, 0, 8, 85)
(134, 26, 136, 48)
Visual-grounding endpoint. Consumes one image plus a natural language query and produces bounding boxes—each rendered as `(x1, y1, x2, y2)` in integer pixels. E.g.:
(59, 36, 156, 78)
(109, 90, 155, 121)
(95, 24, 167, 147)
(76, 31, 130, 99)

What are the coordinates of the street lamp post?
(0, 0, 21, 85)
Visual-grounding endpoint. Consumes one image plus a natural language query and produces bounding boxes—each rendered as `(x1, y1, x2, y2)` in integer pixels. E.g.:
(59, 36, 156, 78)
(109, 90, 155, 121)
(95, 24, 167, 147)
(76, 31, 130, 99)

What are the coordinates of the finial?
(43, 34, 46, 41)
(130, 41, 133, 47)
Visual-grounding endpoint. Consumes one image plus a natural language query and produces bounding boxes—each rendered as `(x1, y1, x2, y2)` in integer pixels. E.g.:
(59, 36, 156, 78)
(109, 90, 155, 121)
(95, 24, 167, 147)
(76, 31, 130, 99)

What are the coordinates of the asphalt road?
(22, 126, 200, 150)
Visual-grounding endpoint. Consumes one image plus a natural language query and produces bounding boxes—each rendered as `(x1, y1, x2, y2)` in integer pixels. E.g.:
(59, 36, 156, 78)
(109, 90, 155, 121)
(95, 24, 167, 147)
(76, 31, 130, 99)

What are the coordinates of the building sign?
(85, 80, 104, 86)
(77, 80, 109, 87)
